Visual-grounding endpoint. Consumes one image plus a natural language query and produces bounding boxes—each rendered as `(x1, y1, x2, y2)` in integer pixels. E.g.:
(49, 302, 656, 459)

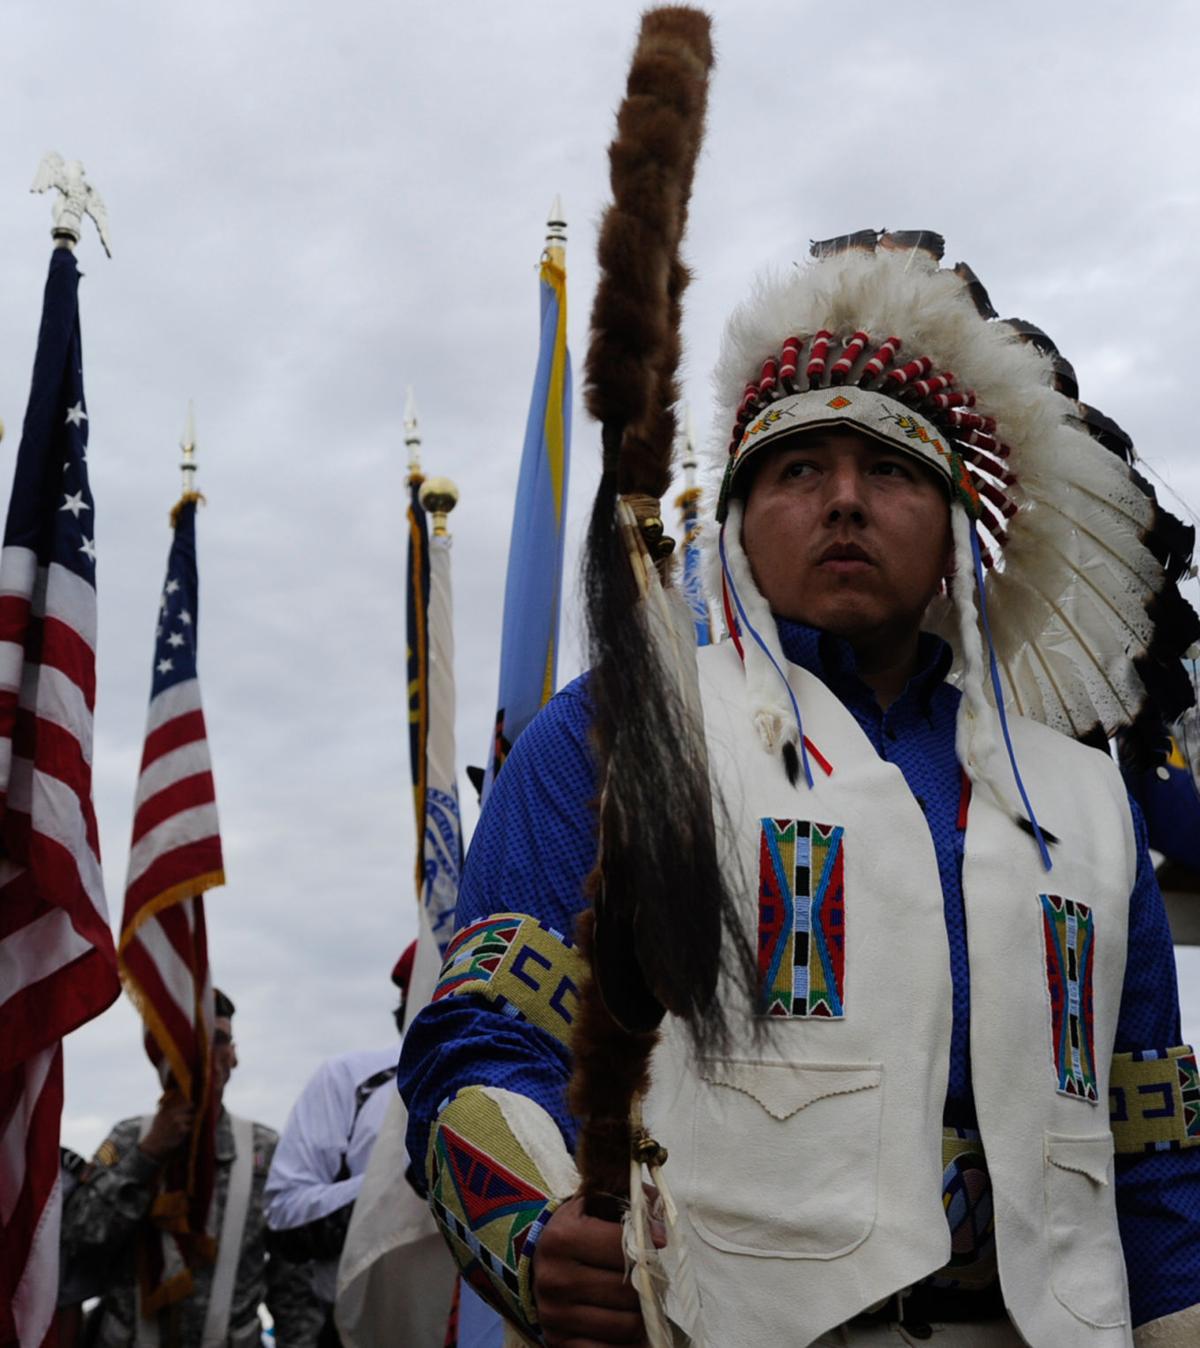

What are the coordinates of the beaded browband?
(715, 329, 1021, 560)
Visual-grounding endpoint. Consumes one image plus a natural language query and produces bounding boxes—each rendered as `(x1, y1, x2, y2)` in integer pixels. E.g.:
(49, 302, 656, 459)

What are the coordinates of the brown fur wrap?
(568, 907, 659, 1222)
(584, 7, 714, 497)
(572, 7, 735, 1225)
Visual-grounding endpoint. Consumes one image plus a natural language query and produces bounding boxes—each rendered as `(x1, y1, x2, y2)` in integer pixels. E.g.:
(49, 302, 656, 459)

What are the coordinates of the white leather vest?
(642, 642, 1134, 1346)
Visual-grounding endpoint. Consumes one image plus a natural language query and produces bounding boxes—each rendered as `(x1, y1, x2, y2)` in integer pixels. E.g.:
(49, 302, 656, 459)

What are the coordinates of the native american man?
(399, 235, 1200, 1347)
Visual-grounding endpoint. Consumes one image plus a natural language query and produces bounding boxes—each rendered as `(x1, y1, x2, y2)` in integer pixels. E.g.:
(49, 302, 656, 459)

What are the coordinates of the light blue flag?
(483, 250, 571, 798)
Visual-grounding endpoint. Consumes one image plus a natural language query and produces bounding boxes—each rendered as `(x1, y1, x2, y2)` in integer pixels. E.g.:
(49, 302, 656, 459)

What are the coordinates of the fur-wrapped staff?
(570, 2, 753, 1277)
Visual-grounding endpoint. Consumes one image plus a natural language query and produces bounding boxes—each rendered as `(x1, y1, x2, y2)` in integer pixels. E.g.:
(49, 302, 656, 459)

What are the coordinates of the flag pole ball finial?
(419, 477, 459, 537)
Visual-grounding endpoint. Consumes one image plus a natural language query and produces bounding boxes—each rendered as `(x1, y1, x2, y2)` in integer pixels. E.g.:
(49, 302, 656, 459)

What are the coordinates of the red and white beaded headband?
(714, 329, 1019, 562)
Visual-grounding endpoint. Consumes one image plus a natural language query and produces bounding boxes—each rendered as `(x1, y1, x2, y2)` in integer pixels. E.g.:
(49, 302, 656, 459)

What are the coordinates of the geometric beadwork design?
(432, 912, 584, 1052)
(426, 1086, 560, 1334)
(1181, 1051, 1200, 1141)
(1040, 894, 1098, 1102)
(1109, 1045, 1200, 1153)
(757, 819, 845, 1018)
(925, 1126, 998, 1292)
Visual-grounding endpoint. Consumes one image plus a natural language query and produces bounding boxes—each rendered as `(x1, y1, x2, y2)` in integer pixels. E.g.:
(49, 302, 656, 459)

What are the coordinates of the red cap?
(391, 941, 417, 992)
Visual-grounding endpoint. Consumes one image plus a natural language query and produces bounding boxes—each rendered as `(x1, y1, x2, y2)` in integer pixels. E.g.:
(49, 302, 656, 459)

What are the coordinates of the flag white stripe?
(39, 560, 98, 650)
(0, 910, 92, 1010)
(126, 803, 221, 890)
(144, 679, 203, 738)
(133, 911, 202, 1022)
(133, 739, 215, 813)
(0, 1046, 54, 1223)
(8, 761, 106, 914)
(0, 545, 38, 598)
(0, 553, 97, 694)
(12, 1166, 60, 1348)
(18, 662, 93, 764)
(0, 640, 25, 696)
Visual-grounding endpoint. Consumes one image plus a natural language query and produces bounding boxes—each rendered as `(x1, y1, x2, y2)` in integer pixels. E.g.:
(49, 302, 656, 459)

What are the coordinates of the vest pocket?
(688, 1058, 882, 1259)
(1043, 1132, 1128, 1328)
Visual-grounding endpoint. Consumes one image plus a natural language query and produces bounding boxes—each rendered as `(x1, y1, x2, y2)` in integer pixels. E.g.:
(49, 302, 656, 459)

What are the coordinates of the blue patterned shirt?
(399, 621, 1200, 1327)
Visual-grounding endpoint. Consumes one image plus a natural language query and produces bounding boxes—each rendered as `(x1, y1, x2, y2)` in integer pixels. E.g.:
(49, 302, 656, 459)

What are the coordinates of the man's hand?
(533, 1194, 657, 1347)
(137, 1095, 194, 1163)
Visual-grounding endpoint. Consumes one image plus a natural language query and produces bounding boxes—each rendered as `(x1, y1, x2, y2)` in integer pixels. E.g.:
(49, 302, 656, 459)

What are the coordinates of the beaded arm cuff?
(1110, 1046, 1200, 1153)
(426, 1085, 577, 1342)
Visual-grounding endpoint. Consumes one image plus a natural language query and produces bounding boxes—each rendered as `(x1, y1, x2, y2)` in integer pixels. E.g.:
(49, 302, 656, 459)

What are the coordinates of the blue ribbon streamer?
(718, 525, 814, 788)
(969, 523, 1053, 871)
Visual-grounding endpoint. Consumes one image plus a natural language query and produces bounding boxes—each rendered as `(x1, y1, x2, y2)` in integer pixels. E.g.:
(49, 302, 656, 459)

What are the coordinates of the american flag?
(0, 247, 119, 1348)
(118, 491, 225, 1307)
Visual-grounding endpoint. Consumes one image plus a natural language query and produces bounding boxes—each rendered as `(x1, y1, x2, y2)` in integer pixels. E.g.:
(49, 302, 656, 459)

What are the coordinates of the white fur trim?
(949, 505, 1012, 815)
(719, 500, 800, 765)
(484, 1087, 579, 1199)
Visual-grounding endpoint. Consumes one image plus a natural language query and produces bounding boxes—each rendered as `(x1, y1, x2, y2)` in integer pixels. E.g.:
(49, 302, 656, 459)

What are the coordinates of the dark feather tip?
(782, 740, 800, 786)
(1002, 318, 1062, 357)
(1077, 403, 1134, 461)
(880, 229, 945, 261)
(810, 229, 880, 259)
(952, 260, 998, 320)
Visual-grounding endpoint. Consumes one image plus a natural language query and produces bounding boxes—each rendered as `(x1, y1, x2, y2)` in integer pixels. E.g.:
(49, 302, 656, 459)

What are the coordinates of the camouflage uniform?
(62, 1110, 322, 1348)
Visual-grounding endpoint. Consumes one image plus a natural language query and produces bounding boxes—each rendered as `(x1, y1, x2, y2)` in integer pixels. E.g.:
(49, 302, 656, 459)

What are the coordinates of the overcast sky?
(1, 1, 1198, 1156)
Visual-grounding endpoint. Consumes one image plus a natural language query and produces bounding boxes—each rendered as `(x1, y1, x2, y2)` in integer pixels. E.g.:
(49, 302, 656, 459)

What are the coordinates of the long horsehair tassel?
(968, 522, 1053, 871)
(718, 522, 813, 789)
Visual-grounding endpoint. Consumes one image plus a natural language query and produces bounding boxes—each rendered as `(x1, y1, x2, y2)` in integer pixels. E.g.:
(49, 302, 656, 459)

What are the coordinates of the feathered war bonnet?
(710, 230, 1200, 864)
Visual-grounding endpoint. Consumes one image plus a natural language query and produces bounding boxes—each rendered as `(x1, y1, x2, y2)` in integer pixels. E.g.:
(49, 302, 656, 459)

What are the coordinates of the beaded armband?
(1109, 1046, 1200, 1153)
(432, 913, 583, 1052)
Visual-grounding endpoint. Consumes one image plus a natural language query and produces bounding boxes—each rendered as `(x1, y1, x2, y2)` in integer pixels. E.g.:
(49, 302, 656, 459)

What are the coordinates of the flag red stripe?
(0, 872, 42, 941)
(119, 938, 198, 1065)
(0, 1045, 62, 1347)
(156, 900, 201, 976)
(0, 607, 95, 712)
(140, 710, 208, 773)
(38, 615, 96, 711)
(0, 951, 115, 1073)
(12, 711, 99, 856)
(130, 772, 216, 848)
(0, 813, 108, 952)
(122, 839, 225, 919)
(0, 593, 32, 645)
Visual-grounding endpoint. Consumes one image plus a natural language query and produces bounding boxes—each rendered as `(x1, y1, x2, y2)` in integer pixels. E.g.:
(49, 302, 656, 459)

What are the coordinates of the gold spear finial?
(419, 476, 459, 538)
(169, 400, 206, 528)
